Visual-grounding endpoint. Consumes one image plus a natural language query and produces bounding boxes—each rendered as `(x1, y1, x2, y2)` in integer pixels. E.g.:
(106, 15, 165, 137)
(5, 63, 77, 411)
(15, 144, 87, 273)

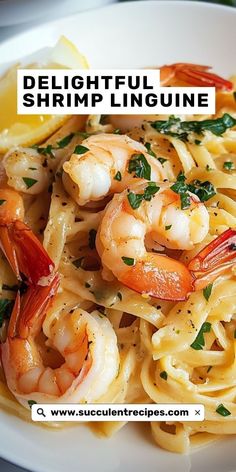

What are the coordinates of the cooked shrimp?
(63, 133, 166, 205)
(109, 63, 233, 132)
(0, 188, 55, 284)
(159, 63, 233, 90)
(97, 181, 236, 300)
(1, 298, 119, 406)
(3, 147, 49, 195)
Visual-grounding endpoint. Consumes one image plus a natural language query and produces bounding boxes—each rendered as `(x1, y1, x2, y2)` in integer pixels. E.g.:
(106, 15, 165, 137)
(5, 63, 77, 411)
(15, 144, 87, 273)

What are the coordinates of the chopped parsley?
(190, 322, 211, 350)
(128, 153, 151, 180)
(145, 142, 156, 157)
(127, 182, 160, 209)
(216, 404, 231, 417)
(188, 180, 216, 202)
(114, 171, 122, 181)
(0, 299, 14, 328)
(73, 144, 89, 155)
(0, 199, 6, 206)
(88, 229, 97, 250)
(85, 282, 91, 288)
(160, 371, 168, 380)
(171, 172, 216, 209)
(194, 139, 201, 145)
(57, 133, 75, 148)
(157, 157, 167, 165)
(165, 225, 172, 230)
(22, 177, 38, 189)
(28, 400, 37, 408)
(151, 113, 236, 141)
(32, 144, 55, 158)
(223, 161, 235, 171)
(117, 292, 122, 301)
(121, 256, 135, 266)
(203, 283, 213, 301)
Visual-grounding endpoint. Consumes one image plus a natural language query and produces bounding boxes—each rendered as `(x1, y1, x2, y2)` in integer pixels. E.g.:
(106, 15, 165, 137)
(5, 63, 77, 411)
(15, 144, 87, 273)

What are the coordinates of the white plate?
(0, 1, 236, 471)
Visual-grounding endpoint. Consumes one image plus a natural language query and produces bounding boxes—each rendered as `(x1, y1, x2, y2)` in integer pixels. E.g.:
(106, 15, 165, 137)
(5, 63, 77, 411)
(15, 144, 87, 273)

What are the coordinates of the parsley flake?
(160, 371, 168, 380)
(223, 161, 235, 171)
(22, 177, 38, 189)
(190, 322, 211, 350)
(57, 133, 74, 148)
(74, 144, 89, 155)
(28, 400, 37, 408)
(0, 199, 6, 206)
(0, 299, 14, 328)
(216, 404, 231, 417)
(114, 171, 122, 181)
(121, 256, 135, 266)
(203, 283, 213, 301)
(145, 142, 156, 157)
(128, 153, 151, 180)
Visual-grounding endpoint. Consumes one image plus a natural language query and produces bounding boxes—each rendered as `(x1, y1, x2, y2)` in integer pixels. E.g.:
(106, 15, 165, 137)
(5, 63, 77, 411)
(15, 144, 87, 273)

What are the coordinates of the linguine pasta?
(0, 71, 236, 455)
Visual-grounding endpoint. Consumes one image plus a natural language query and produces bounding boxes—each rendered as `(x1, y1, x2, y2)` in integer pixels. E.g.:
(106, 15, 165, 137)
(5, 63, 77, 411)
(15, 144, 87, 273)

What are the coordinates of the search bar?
(31, 403, 205, 422)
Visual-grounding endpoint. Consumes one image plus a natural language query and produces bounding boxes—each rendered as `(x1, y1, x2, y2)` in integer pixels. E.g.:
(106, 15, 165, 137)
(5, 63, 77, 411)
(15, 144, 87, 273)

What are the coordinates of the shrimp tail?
(8, 273, 60, 339)
(121, 253, 193, 301)
(188, 229, 236, 290)
(0, 220, 55, 285)
(160, 63, 233, 91)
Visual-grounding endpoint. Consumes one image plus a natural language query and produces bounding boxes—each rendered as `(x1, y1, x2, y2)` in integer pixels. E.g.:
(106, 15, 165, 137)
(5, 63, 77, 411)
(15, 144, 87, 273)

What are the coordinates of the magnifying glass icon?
(37, 407, 46, 418)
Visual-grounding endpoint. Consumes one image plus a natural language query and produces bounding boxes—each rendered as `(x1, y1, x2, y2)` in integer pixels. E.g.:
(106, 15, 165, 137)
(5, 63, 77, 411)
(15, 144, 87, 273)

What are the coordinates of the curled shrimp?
(97, 182, 236, 301)
(1, 298, 119, 406)
(62, 133, 166, 205)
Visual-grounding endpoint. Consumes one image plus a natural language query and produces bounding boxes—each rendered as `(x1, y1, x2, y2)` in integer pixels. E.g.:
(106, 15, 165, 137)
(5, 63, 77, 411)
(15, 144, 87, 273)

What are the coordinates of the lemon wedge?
(0, 36, 89, 153)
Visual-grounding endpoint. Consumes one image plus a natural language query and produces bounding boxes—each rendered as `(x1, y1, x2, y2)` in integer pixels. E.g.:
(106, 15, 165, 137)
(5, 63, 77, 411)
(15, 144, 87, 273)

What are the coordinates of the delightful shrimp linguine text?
(0, 63, 236, 454)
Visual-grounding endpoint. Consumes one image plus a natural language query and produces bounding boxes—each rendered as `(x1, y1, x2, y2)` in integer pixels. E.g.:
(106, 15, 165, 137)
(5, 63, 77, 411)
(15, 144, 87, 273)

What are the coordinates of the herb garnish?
(121, 256, 135, 266)
(114, 171, 122, 181)
(216, 404, 231, 417)
(157, 157, 167, 165)
(32, 144, 55, 158)
(28, 400, 37, 408)
(117, 292, 122, 301)
(170, 172, 216, 209)
(0, 299, 14, 328)
(188, 180, 216, 202)
(22, 177, 38, 189)
(57, 133, 74, 148)
(0, 199, 6, 206)
(165, 225, 172, 230)
(145, 142, 156, 157)
(128, 153, 151, 180)
(203, 283, 213, 301)
(127, 182, 160, 209)
(74, 144, 89, 155)
(190, 322, 211, 350)
(151, 113, 236, 141)
(223, 161, 235, 171)
(160, 371, 168, 380)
